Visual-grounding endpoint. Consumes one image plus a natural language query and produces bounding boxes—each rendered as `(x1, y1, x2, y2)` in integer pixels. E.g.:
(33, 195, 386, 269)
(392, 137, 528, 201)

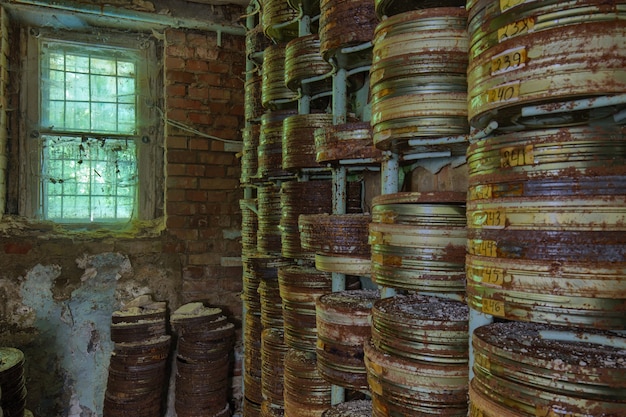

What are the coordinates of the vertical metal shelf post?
(329, 57, 348, 406)
(241, 1, 259, 400)
(298, 13, 312, 115)
(378, 152, 399, 299)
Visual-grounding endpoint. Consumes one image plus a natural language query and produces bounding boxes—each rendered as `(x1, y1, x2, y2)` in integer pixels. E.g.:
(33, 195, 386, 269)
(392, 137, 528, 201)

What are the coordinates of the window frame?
(21, 28, 163, 227)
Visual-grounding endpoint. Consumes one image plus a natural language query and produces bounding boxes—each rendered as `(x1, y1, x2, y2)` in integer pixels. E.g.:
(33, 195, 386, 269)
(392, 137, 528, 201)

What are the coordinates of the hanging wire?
(156, 107, 243, 145)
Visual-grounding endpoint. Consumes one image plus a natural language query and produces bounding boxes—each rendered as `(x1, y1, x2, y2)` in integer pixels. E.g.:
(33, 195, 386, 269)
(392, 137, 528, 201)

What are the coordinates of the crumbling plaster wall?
(0, 0, 246, 416)
(0, 234, 184, 416)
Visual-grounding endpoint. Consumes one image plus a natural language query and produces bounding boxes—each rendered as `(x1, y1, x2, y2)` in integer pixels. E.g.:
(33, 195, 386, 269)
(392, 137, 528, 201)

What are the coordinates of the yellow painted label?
(470, 403, 485, 417)
(475, 353, 491, 371)
(369, 361, 383, 375)
(480, 267, 505, 286)
(468, 240, 498, 257)
(382, 254, 402, 267)
(371, 252, 383, 265)
(471, 210, 506, 229)
(497, 17, 535, 41)
(487, 82, 520, 103)
(371, 253, 402, 267)
(376, 210, 396, 224)
(482, 298, 505, 317)
(369, 231, 383, 245)
(491, 47, 527, 74)
(369, 377, 383, 395)
(500, 144, 534, 168)
(500, 0, 527, 12)
(469, 185, 493, 201)
(316, 339, 325, 350)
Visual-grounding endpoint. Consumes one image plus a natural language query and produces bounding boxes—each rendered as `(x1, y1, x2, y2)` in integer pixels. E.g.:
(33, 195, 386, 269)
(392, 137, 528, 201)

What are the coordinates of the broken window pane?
(42, 135, 137, 222)
(39, 40, 141, 222)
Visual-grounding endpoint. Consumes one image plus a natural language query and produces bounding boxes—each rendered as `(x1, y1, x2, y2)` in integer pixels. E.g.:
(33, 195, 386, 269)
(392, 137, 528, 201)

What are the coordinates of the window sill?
(0, 215, 166, 240)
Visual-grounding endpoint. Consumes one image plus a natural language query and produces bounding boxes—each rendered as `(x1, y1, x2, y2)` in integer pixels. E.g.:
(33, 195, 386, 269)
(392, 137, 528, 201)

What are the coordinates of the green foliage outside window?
(40, 40, 140, 222)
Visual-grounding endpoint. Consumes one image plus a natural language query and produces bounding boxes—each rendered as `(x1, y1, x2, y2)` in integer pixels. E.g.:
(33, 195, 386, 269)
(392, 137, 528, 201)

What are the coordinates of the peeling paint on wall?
(19, 253, 130, 417)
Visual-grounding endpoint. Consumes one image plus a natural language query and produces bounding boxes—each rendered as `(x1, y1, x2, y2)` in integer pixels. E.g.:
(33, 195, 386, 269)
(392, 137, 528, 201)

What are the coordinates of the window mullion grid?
(88, 149, 94, 222)
(115, 56, 119, 134)
(38, 41, 142, 223)
(41, 143, 49, 219)
(89, 52, 93, 133)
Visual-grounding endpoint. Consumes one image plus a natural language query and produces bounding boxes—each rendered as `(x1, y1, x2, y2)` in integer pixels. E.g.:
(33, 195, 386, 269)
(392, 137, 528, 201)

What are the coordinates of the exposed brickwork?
(0, 17, 246, 414)
(164, 28, 245, 319)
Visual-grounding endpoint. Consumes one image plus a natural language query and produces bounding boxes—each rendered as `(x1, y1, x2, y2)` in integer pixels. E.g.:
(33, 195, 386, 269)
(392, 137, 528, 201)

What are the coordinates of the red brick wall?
(0, 23, 247, 414)
(164, 28, 245, 321)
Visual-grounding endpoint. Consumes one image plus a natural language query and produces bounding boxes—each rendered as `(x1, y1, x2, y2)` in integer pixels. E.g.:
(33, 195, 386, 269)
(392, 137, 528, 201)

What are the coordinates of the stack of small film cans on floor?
(170, 302, 235, 417)
(104, 296, 171, 417)
(0, 347, 28, 417)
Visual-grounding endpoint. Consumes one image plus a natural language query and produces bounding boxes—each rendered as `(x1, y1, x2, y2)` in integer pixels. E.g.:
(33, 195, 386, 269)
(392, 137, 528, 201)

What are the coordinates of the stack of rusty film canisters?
(170, 303, 235, 417)
(104, 299, 171, 417)
(0, 347, 27, 417)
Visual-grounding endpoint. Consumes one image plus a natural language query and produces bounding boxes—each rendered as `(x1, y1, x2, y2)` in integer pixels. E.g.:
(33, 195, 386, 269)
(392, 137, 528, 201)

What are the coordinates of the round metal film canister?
(240, 198, 258, 253)
(371, 294, 469, 364)
(261, 328, 288, 407)
(105, 335, 171, 417)
(258, 110, 298, 180)
(241, 124, 260, 184)
(244, 397, 262, 417)
(247, 23, 271, 64)
(321, 400, 372, 417)
(374, 0, 465, 19)
(284, 349, 332, 417)
(259, 276, 284, 331)
(110, 318, 167, 344)
(243, 254, 288, 315)
(370, 8, 468, 85)
(262, 43, 298, 110)
(370, 8, 469, 154)
(316, 289, 379, 390)
(369, 222, 467, 294)
(467, 125, 626, 200)
(466, 278, 626, 329)
(466, 0, 626, 59)
(314, 122, 384, 165)
(261, 0, 299, 43)
(371, 191, 466, 225)
(364, 340, 469, 417)
(278, 264, 332, 352)
(467, 228, 626, 263)
(0, 348, 26, 417)
(466, 252, 626, 301)
(261, 401, 285, 417)
(467, 20, 626, 130)
(467, 195, 626, 232)
(245, 74, 264, 123)
(257, 184, 283, 255)
(280, 180, 333, 260)
(370, 192, 467, 294)
(285, 35, 333, 97)
(244, 312, 264, 405)
(282, 113, 333, 171)
(299, 213, 372, 256)
(471, 322, 626, 416)
(319, 0, 377, 64)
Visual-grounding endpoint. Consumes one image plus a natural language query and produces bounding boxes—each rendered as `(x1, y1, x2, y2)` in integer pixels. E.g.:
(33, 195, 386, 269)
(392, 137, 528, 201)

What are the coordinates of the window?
(23, 30, 162, 226)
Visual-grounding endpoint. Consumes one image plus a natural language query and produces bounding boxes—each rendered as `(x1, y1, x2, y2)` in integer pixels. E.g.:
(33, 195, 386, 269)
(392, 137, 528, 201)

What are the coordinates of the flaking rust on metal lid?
(474, 321, 626, 371)
(321, 400, 372, 417)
